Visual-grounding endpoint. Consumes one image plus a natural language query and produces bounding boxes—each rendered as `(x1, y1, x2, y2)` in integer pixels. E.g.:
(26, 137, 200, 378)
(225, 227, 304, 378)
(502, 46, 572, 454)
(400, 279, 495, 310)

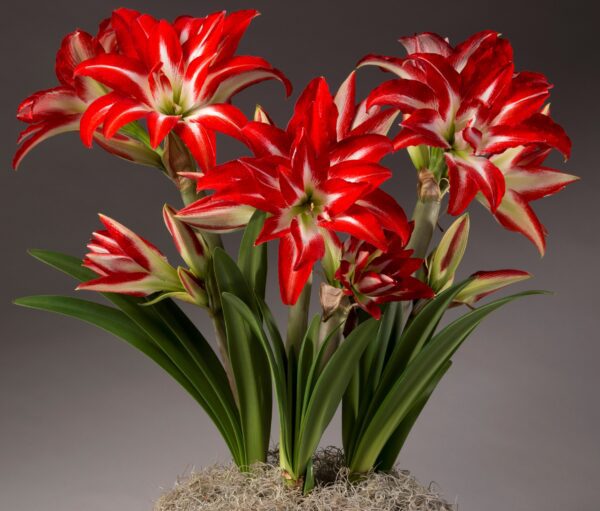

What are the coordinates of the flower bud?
(177, 267, 209, 307)
(454, 270, 531, 306)
(407, 144, 429, 171)
(162, 132, 196, 186)
(163, 205, 209, 277)
(254, 104, 273, 124)
(429, 214, 470, 292)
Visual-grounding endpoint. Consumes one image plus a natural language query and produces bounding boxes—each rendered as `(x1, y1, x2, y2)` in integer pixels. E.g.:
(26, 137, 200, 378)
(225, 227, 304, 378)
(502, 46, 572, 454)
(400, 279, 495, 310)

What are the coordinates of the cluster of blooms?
(363, 31, 577, 253)
(14, 10, 577, 318)
(15, 8, 289, 173)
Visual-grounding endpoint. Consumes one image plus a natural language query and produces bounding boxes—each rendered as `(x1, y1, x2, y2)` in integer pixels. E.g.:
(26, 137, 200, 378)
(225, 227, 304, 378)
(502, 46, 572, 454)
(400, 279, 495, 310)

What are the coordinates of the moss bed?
(154, 447, 453, 511)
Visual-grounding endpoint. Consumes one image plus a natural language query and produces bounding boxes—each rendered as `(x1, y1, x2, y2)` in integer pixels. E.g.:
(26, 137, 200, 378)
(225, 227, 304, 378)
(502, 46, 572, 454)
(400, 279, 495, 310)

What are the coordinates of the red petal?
(75, 54, 150, 103)
(490, 189, 547, 255)
(55, 30, 98, 87)
(321, 207, 387, 251)
(446, 154, 505, 213)
(329, 134, 393, 164)
(334, 71, 356, 139)
(328, 160, 391, 189)
(148, 20, 183, 83)
(79, 92, 120, 147)
(174, 121, 216, 171)
(102, 99, 149, 139)
(278, 233, 314, 305)
(13, 115, 80, 169)
(147, 112, 180, 148)
(399, 32, 453, 56)
(484, 113, 571, 159)
(355, 189, 411, 244)
(367, 78, 436, 113)
(190, 103, 247, 140)
(16, 86, 84, 122)
(242, 122, 290, 157)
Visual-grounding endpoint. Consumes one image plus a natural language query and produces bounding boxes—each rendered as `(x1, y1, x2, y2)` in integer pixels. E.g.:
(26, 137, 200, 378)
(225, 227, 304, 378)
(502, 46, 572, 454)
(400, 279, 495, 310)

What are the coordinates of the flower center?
(293, 189, 325, 218)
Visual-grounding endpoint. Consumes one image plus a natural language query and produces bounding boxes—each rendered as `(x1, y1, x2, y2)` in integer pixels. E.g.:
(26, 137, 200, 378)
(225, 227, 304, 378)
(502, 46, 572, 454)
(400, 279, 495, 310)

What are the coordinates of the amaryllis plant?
(14, 9, 577, 492)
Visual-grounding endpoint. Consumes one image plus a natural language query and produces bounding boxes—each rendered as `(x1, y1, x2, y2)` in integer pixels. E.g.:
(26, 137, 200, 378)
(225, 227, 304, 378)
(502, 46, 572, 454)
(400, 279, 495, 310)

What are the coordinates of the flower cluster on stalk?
(14, 14, 578, 317)
(363, 31, 577, 253)
(177, 77, 422, 305)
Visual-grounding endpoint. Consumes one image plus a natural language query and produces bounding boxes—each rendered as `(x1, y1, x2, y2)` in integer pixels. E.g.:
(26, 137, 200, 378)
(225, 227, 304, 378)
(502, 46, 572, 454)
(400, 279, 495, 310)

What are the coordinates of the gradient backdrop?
(1, 1, 598, 510)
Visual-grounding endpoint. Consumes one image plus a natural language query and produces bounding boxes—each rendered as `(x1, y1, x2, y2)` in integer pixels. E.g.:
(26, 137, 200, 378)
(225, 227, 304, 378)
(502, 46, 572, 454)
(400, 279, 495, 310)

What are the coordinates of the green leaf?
(303, 458, 315, 495)
(349, 290, 544, 474)
(214, 248, 272, 464)
(375, 280, 471, 402)
(26, 249, 245, 465)
(221, 292, 291, 467)
(295, 318, 379, 478)
(238, 210, 268, 300)
(343, 302, 401, 460)
(13, 295, 193, 394)
(295, 315, 320, 445)
(375, 360, 451, 471)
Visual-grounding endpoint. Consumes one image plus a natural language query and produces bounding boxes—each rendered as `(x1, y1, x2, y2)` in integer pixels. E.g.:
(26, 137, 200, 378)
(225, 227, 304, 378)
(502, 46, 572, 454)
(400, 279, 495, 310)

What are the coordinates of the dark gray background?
(1, 1, 598, 510)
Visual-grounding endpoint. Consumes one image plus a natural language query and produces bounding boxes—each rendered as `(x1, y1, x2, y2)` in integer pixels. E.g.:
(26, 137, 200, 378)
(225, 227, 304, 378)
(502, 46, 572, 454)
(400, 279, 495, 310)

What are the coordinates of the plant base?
(154, 447, 453, 510)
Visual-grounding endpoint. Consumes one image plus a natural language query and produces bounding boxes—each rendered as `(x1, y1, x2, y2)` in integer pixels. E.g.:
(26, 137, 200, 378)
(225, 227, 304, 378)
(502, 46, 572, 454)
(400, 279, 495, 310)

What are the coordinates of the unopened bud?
(162, 132, 195, 186)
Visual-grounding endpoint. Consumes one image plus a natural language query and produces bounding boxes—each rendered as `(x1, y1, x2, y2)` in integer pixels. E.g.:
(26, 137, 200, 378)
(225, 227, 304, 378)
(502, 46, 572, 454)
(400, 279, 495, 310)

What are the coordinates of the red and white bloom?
(78, 214, 182, 296)
(14, 21, 161, 169)
(177, 77, 410, 304)
(74, 8, 291, 172)
(334, 234, 434, 319)
(78, 213, 208, 306)
(363, 31, 571, 215)
(486, 144, 578, 254)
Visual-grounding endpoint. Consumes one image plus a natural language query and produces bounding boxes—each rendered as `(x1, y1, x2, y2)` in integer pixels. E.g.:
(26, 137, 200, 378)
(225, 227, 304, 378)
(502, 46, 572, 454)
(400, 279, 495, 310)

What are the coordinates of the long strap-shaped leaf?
(238, 210, 268, 301)
(375, 360, 452, 471)
(213, 248, 272, 465)
(295, 318, 378, 478)
(349, 290, 544, 473)
(13, 295, 208, 409)
(345, 281, 470, 461)
(220, 292, 292, 470)
(26, 249, 244, 464)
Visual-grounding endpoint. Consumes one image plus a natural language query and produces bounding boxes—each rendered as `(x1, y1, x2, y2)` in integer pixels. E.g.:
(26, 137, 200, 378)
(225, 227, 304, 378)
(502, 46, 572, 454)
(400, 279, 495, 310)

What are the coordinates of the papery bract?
(14, 22, 161, 169)
(363, 31, 572, 216)
(74, 8, 291, 172)
(334, 233, 434, 319)
(177, 77, 411, 304)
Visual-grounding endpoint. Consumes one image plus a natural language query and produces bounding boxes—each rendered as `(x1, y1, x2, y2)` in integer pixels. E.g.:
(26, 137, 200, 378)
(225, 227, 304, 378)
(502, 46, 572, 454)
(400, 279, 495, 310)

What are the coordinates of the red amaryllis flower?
(486, 143, 578, 254)
(334, 234, 434, 319)
(78, 212, 208, 306)
(178, 77, 411, 304)
(14, 21, 161, 169)
(74, 8, 291, 171)
(78, 214, 182, 296)
(363, 31, 572, 215)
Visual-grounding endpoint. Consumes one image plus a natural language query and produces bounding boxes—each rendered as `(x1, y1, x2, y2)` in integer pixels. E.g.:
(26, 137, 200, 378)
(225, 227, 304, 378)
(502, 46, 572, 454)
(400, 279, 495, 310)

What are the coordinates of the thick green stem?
(407, 197, 441, 259)
(179, 180, 236, 400)
(286, 274, 312, 355)
(318, 305, 350, 369)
